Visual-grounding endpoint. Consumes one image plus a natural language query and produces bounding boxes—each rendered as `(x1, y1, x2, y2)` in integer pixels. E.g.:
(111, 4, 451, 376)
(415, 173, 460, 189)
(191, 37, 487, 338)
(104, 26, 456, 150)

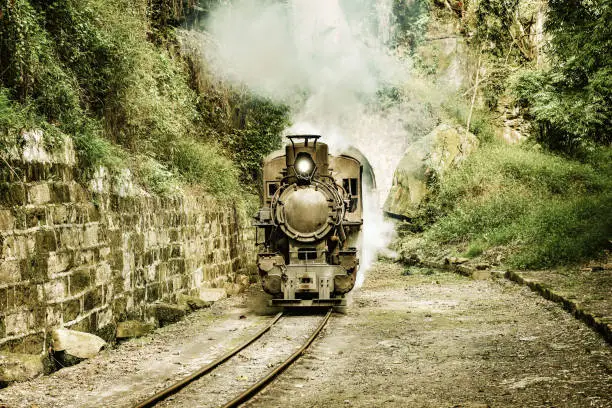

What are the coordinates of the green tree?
(392, 0, 431, 51)
(512, 0, 612, 153)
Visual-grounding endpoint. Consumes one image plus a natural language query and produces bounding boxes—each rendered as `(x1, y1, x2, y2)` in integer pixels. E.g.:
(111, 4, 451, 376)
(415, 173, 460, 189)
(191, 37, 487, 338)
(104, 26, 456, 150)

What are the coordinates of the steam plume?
(204, 0, 438, 284)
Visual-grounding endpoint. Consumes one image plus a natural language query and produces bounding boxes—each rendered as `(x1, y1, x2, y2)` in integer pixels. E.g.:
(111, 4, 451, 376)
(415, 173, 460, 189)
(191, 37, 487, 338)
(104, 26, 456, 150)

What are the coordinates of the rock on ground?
(0, 353, 45, 385)
(148, 302, 188, 327)
(237, 274, 250, 287)
(224, 282, 244, 296)
(199, 288, 227, 302)
(176, 294, 213, 311)
(52, 329, 106, 359)
(116, 321, 156, 339)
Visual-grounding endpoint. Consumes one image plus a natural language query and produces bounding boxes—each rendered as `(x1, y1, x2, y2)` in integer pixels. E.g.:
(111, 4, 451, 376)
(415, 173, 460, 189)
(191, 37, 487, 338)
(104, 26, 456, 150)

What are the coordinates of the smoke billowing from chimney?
(204, 0, 438, 284)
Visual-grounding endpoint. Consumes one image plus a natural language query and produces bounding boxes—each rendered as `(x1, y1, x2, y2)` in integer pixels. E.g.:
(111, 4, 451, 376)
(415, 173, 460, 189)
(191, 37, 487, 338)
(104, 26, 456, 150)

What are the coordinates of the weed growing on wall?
(171, 138, 241, 198)
(0, 88, 65, 150)
(0, 90, 28, 150)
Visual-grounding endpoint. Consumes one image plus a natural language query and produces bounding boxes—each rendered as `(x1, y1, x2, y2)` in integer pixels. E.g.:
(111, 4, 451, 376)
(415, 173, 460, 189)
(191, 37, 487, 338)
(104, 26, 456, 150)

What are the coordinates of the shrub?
(0, 89, 27, 148)
(223, 95, 290, 186)
(134, 156, 181, 196)
(171, 138, 241, 198)
(511, 69, 610, 154)
(421, 142, 612, 268)
(71, 119, 126, 180)
(0, 88, 64, 150)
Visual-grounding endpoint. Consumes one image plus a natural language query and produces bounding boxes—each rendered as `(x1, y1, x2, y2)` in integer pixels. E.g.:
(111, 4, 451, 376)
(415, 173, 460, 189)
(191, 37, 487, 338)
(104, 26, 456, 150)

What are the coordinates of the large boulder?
(384, 124, 479, 219)
(51, 329, 106, 367)
(0, 353, 46, 385)
(52, 329, 106, 359)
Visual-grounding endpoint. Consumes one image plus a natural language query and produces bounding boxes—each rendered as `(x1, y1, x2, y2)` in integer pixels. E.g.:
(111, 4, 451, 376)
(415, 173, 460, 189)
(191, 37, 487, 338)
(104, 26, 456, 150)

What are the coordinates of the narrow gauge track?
(133, 309, 332, 408)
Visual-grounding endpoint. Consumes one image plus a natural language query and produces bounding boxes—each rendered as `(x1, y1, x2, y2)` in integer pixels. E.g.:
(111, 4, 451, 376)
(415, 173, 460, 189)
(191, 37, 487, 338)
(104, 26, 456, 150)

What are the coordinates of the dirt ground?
(156, 314, 325, 408)
(0, 261, 610, 408)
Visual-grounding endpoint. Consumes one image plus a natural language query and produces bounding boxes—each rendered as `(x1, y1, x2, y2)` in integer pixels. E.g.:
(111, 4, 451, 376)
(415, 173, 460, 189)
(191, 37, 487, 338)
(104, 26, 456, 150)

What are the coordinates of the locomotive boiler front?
(272, 180, 344, 242)
(255, 135, 363, 307)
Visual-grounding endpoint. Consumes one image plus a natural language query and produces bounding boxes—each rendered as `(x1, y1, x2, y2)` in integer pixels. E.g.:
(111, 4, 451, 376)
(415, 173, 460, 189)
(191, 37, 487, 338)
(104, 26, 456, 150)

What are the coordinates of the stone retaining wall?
(0, 132, 255, 354)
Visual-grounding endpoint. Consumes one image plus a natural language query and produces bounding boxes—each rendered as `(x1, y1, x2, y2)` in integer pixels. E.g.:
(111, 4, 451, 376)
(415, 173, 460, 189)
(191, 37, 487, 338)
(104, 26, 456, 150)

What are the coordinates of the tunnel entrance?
(339, 145, 376, 196)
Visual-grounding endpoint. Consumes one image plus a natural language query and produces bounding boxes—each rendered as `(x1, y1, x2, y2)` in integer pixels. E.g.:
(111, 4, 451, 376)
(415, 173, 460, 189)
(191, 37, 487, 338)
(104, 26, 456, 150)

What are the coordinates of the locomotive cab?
(254, 135, 363, 307)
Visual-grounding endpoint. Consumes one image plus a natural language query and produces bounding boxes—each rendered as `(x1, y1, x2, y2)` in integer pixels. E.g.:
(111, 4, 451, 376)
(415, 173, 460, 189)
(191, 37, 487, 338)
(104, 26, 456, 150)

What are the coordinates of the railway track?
(133, 309, 332, 408)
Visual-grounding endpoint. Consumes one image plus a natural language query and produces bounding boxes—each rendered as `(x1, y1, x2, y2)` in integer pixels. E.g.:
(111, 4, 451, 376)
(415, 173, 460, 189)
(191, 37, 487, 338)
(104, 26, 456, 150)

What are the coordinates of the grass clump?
(171, 139, 240, 198)
(134, 156, 181, 197)
(0, 88, 66, 149)
(464, 242, 484, 258)
(421, 142, 612, 269)
(0, 89, 30, 151)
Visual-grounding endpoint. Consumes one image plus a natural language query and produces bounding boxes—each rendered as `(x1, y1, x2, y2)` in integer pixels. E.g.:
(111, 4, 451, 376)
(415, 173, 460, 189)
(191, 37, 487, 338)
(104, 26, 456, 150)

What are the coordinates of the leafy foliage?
(222, 95, 290, 187)
(510, 0, 612, 153)
(0, 87, 65, 149)
(0, 89, 28, 149)
(0, 0, 82, 122)
(459, 0, 542, 62)
(392, 0, 431, 51)
(171, 138, 241, 197)
(0, 0, 290, 199)
(433, 0, 611, 152)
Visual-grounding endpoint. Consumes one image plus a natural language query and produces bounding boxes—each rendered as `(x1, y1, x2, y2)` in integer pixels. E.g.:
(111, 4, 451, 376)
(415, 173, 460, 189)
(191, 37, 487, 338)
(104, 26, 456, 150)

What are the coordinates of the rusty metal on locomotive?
(254, 135, 363, 307)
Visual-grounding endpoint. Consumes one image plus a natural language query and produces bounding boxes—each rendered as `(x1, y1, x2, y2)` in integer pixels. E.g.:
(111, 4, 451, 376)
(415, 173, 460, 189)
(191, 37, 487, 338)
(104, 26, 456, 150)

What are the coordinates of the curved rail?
(133, 312, 283, 408)
(221, 308, 332, 408)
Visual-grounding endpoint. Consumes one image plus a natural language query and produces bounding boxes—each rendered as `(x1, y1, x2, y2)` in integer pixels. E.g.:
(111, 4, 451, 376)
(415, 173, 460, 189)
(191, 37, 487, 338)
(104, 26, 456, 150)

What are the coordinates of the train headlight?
(296, 158, 313, 174)
(294, 152, 316, 180)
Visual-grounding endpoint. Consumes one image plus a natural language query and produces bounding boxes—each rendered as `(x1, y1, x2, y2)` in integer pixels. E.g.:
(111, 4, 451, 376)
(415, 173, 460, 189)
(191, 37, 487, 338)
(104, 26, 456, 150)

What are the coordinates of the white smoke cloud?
(204, 0, 438, 284)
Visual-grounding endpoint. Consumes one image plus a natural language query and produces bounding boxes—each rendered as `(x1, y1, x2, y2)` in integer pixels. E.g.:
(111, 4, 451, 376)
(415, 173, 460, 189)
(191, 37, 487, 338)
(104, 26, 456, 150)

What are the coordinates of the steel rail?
(133, 312, 283, 408)
(220, 308, 332, 408)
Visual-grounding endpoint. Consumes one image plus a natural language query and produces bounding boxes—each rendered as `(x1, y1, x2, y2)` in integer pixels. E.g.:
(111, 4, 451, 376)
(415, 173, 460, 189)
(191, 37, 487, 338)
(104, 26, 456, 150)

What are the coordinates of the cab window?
(342, 178, 359, 212)
(267, 182, 279, 197)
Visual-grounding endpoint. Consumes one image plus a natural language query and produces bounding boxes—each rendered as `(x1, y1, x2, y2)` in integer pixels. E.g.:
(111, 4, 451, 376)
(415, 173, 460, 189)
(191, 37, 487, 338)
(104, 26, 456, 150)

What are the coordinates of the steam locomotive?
(254, 135, 363, 307)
